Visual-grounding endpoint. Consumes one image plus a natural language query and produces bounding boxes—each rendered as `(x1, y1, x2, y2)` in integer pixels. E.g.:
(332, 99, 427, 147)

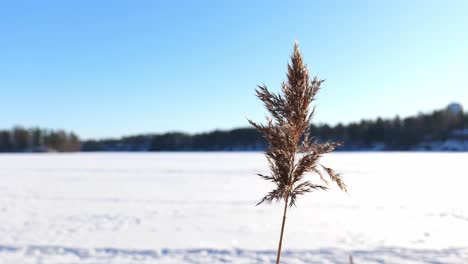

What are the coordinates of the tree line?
(312, 104, 467, 150)
(2, 104, 467, 152)
(0, 127, 80, 152)
(81, 128, 264, 151)
(81, 104, 467, 152)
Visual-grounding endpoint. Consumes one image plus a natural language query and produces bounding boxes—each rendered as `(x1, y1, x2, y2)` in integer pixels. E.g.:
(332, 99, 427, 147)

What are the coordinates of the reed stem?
(276, 196, 289, 264)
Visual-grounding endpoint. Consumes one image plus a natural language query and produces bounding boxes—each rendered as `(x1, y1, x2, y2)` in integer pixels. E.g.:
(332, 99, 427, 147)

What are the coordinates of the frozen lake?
(0, 152, 467, 263)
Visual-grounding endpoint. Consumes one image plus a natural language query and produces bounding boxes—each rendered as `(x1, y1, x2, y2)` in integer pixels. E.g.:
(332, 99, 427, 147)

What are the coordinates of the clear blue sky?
(1, 0, 467, 139)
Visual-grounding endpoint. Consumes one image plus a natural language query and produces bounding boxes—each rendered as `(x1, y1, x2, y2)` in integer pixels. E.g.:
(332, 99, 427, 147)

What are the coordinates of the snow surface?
(0, 152, 467, 263)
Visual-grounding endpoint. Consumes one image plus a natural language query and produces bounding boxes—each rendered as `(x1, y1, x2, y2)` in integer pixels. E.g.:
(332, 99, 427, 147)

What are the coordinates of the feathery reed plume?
(248, 42, 347, 264)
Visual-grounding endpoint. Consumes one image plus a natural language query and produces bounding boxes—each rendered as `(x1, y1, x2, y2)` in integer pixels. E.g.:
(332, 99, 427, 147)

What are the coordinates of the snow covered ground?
(0, 152, 467, 263)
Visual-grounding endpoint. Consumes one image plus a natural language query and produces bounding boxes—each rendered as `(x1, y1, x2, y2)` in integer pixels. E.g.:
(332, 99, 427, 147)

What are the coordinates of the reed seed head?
(249, 42, 347, 207)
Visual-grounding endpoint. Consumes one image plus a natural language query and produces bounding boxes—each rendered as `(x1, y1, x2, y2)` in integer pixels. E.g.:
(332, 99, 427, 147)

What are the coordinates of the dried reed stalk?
(248, 42, 347, 264)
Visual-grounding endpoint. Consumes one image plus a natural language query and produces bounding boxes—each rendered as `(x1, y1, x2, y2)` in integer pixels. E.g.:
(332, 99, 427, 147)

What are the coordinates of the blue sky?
(1, 0, 467, 139)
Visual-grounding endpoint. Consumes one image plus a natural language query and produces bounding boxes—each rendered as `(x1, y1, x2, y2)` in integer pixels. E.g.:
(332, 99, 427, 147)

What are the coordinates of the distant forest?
(0, 128, 80, 152)
(82, 103, 468, 152)
(1, 103, 467, 152)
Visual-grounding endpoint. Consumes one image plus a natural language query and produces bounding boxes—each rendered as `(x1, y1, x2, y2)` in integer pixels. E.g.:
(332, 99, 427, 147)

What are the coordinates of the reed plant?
(249, 42, 347, 264)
